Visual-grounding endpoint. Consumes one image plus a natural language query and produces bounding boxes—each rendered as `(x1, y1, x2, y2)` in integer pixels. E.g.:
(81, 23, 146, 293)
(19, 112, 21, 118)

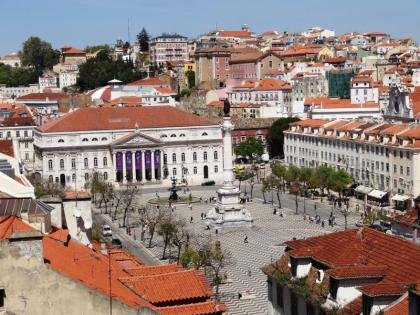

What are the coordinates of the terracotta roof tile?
(327, 265, 388, 279)
(343, 296, 362, 315)
(289, 119, 328, 128)
(127, 77, 167, 86)
(156, 301, 227, 315)
(119, 269, 212, 304)
(0, 140, 14, 157)
(0, 216, 34, 239)
(383, 294, 409, 315)
(37, 106, 218, 133)
(17, 93, 68, 101)
(63, 47, 86, 55)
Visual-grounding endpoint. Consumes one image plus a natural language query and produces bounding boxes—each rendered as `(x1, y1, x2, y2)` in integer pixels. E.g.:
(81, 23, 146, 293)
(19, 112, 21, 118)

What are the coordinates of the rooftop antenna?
(127, 17, 131, 44)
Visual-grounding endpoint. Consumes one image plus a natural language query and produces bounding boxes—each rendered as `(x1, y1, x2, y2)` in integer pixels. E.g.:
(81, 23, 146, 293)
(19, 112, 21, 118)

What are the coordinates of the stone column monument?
(205, 100, 253, 229)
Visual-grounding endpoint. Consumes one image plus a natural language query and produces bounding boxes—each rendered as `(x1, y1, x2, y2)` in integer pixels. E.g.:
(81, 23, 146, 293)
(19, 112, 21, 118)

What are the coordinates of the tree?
(208, 241, 233, 298)
(0, 64, 38, 87)
(186, 70, 195, 89)
(77, 49, 145, 90)
(121, 185, 140, 228)
(234, 136, 264, 163)
(21, 36, 59, 71)
(267, 117, 300, 158)
(285, 166, 301, 214)
(261, 178, 269, 203)
(146, 205, 168, 248)
(84, 44, 110, 53)
(158, 217, 177, 259)
(171, 218, 189, 263)
(316, 165, 334, 197)
(137, 28, 150, 52)
(330, 169, 352, 199)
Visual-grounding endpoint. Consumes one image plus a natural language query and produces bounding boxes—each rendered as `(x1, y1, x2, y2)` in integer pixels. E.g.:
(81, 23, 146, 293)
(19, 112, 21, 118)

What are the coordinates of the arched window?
(179, 134, 186, 137)
(94, 157, 98, 167)
(214, 151, 218, 160)
(84, 173, 89, 181)
(164, 154, 168, 164)
(58, 139, 64, 143)
(104, 172, 108, 181)
(203, 151, 208, 161)
(82, 138, 88, 142)
(92, 138, 98, 142)
(170, 134, 177, 138)
(181, 153, 185, 162)
(161, 134, 168, 138)
(84, 158, 88, 168)
(193, 166, 197, 174)
(101, 137, 108, 141)
(193, 152, 197, 162)
(202, 132, 208, 136)
(103, 157, 108, 167)
(48, 159, 53, 170)
(172, 153, 177, 163)
(71, 158, 76, 169)
(60, 159, 64, 170)
(49, 175, 53, 183)
(172, 168, 177, 176)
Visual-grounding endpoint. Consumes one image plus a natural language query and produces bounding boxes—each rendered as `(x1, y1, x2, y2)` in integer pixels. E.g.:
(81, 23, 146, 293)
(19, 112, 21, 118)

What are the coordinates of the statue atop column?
(223, 98, 231, 117)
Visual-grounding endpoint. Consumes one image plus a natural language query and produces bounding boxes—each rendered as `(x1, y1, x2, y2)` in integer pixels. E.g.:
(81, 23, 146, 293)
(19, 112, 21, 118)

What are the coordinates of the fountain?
(168, 176, 181, 202)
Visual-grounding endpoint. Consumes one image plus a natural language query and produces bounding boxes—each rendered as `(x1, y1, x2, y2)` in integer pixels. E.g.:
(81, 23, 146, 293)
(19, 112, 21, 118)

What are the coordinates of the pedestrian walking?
(321, 220, 325, 228)
(190, 216, 193, 224)
(248, 269, 251, 277)
(215, 229, 218, 235)
(273, 208, 277, 215)
(188, 203, 193, 211)
(201, 212, 204, 219)
(244, 235, 248, 243)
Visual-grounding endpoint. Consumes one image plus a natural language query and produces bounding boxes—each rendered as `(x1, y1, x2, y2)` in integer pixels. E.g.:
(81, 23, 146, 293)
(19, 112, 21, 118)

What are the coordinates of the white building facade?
(33, 106, 223, 190)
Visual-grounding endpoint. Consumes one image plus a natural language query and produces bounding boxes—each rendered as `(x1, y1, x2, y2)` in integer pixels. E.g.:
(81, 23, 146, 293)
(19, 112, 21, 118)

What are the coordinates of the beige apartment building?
(284, 119, 420, 208)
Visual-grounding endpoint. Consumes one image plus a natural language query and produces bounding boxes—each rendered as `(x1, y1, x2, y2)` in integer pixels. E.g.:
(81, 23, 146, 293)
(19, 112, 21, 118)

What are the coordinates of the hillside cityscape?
(1, 15, 420, 315)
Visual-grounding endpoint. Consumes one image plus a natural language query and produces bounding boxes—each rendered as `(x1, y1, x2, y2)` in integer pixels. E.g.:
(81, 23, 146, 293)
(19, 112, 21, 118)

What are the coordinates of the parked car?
(101, 225, 112, 237)
(111, 238, 123, 248)
(201, 180, 216, 186)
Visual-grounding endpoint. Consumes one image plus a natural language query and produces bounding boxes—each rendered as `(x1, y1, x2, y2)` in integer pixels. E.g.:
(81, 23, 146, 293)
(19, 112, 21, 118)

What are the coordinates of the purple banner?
(126, 151, 132, 170)
(116, 152, 123, 171)
(154, 150, 160, 169)
(145, 151, 152, 170)
(135, 151, 142, 170)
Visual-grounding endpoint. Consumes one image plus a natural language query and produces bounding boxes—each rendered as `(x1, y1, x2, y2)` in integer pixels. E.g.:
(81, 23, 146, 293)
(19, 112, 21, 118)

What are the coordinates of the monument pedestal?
(205, 114, 253, 229)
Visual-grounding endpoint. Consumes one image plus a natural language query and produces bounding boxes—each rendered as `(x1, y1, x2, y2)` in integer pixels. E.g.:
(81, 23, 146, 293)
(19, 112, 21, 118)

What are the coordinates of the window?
(104, 172, 108, 181)
(48, 159, 53, 170)
(82, 138, 88, 142)
(170, 134, 176, 138)
(163, 154, 168, 164)
(6, 131, 10, 138)
(407, 167, 410, 176)
(269, 60, 273, 68)
(103, 157, 108, 166)
(16, 131, 20, 138)
(92, 138, 98, 142)
(400, 166, 403, 175)
(72, 173, 76, 182)
(181, 153, 185, 162)
(202, 132, 208, 136)
(161, 134, 168, 138)
(203, 151, 208, 161)
(84, 173, 89, 181)
(25, 153, 29, 160)
(58, 139, 64, 143)
(193, 166, 197, 174)
(214, 165, 218, 173)
(183, 167, 188, 175)
(232, 137, 238, 145)
(172, 153, 177, 163)
(101, 137, 108, 141)
(84, 158, 88, 168)
(94, 157, 98, 167)
(179, 134, 186, 137)
(24, 130, 28, 137)
(24, 142, 28, 148)
(172, 168, 177, 176)
(49, 175, 53, 183)
(59, 159, 64, 170)
(193, 152, 197, 162)
(214, 151, 218, 160)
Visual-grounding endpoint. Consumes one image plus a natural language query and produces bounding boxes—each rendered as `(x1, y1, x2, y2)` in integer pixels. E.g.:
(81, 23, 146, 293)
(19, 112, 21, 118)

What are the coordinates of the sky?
(0, 0, 419, 55)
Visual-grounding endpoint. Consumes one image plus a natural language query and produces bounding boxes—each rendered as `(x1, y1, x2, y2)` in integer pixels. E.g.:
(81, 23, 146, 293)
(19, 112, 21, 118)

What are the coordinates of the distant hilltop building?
(149, 33, 189, 67)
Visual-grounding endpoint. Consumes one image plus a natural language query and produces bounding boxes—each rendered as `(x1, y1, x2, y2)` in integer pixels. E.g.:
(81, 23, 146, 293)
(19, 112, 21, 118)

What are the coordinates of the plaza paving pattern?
(121, 189, 359, 315)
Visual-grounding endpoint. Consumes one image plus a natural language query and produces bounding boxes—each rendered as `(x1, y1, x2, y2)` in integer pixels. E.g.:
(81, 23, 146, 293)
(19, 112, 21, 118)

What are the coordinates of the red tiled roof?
(125, 264, 182, 277)
(17, 93, 68, 101)
(380, 124, 409, 136)
(217, 30, 251, 38)
(343, 296, 362, 315)
(324, 56, 346, 64)
(37, 106, 218, 133)
(255, 78, 291, 91)
(0, 140, 14, 157)
(327, 265, 388, 279)
(389, 207, 420, 228)
(119, 269, 212, 304)
(208, 101, 224, 108)
(289, 119, 328, 128)
(63, 47, 86, 55)
(0, 216, 35, 239)
(359, 282, 407, 297)
(1, 116, 36, 127)
(156, 301, 227, 315)
(397, 125, 420, 140)
(155, 87, 176, 94)
(383, 294, 409, 315)
(127, 77, 167, 86)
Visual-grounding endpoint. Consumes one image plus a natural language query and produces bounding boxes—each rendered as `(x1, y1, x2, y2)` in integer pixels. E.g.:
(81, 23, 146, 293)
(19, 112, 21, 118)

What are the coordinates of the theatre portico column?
(141, 151, 146, 183)
(151, 150, 156, 181)
(122, 151, 127, 184)
(131, 151, 136, 183)
(112, 152, 117, 181)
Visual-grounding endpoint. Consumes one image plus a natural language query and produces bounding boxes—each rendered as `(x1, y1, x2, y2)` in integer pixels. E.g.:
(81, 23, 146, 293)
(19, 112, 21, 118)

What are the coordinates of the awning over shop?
(391, 194, 410, 202)
(355, 185, 373, 194)
(368, 189, 388, 199)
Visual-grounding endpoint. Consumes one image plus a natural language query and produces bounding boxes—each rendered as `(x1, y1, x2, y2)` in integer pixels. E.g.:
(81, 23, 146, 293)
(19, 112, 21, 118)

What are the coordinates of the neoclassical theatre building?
(33, 106, 223, 190)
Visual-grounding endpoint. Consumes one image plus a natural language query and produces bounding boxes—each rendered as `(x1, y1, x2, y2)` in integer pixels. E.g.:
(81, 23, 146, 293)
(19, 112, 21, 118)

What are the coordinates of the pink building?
(149, 34, 188, 66)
